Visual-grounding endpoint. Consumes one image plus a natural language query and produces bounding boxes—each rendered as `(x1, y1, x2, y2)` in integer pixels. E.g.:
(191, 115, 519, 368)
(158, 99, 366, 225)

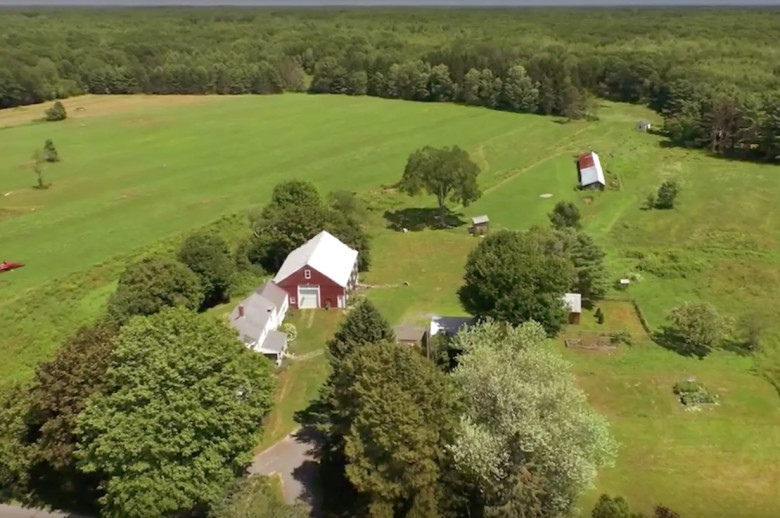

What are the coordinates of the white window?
(290, 297, 296, 304)
(304, 269, 311, 280)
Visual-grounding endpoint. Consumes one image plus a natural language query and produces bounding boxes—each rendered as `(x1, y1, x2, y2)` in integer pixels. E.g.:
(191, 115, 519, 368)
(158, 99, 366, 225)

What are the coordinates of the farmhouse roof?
(273, 230, 358, 288)
(258, 330, 287, 355)
(229, 290, 278, 344)
(471, 215, 489, 225)
(562, 293, 582, 314)
(256, 280, 288, 309)
(577, 152, 606, 187)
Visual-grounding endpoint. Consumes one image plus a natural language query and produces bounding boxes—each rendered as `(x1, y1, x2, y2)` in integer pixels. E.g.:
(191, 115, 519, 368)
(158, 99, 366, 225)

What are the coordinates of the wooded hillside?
(1, 8, 779, 161)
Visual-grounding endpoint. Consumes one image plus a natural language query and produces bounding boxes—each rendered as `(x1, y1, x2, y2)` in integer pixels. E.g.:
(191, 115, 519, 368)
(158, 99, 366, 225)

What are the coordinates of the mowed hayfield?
(1, 94, 779, 517)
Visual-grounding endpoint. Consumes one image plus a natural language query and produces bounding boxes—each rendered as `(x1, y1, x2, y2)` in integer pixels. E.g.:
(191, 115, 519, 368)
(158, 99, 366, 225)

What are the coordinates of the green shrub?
(594, 307, 604, 324)
(673, 380, 718, 406)
(609, 328, 631, 346)
(655, 180, 679, 209)
(45, 101, 67, 122)
(280, 322, 297, 342)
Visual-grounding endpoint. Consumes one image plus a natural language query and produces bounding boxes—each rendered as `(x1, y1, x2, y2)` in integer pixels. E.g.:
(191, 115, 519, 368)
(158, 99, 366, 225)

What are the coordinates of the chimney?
(238, 305, 245, 318)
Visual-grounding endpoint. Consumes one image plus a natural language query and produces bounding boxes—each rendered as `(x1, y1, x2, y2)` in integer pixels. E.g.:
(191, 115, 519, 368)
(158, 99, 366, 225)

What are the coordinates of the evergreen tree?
(327, 299, 394, 364)
(335, 343, 458, 517)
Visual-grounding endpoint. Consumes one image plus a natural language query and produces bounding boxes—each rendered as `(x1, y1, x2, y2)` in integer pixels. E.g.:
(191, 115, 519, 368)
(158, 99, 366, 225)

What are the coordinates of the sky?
(0, 0, 778, 6)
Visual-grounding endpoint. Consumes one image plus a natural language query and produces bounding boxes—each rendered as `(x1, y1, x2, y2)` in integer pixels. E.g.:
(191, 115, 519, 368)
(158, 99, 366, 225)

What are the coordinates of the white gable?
(579, 152, 606, 187)
(562, 293, 582, 314)
(273, 230, 358, 287)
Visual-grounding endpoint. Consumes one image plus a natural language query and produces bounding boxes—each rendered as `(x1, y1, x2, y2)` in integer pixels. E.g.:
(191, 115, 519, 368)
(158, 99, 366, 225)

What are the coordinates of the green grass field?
(1, 93, 779, 517)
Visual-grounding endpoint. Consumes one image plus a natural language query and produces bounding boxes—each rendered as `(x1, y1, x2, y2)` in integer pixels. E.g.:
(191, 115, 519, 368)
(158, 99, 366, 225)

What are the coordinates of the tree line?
(1, 8, 779, 162)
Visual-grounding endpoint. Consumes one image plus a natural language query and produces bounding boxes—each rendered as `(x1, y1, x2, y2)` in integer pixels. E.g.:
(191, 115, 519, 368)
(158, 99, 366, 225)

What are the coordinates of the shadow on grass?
(383, 207, 465, 231)
(652, 326, 710, 359)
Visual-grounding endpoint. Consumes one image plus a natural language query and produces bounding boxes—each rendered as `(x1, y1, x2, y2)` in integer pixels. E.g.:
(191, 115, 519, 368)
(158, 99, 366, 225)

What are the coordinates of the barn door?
(298, 286, 319, 309)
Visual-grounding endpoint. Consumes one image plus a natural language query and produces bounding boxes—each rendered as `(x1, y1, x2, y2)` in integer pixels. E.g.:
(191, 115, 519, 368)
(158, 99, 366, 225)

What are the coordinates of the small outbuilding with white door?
(576, 152, 606, 190)
(562, 293, 582, 324)
(273, 230, 359, 309)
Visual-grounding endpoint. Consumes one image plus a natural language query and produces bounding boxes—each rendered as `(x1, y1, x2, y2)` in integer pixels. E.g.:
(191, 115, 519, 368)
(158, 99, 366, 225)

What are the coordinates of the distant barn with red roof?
(576, 151, 606, 190)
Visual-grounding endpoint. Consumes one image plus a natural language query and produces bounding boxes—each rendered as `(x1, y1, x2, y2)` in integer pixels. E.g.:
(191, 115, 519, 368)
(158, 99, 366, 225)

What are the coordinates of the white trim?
(304, 269, 311, 280)
(290, 296, 296, 305)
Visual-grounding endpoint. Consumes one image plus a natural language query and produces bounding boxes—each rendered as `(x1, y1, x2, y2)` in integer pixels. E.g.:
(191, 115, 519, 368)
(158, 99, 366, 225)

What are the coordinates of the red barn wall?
(276, 266, 346, 309)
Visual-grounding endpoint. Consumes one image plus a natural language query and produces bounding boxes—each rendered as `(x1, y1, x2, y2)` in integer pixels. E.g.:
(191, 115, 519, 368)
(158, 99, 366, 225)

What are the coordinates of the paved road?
(248, 428, 321, 512)
(0, 505, 86, 518)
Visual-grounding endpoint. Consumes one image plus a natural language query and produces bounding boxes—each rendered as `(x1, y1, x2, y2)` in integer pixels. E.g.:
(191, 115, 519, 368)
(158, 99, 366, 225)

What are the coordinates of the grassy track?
(1, 93, 779, 517)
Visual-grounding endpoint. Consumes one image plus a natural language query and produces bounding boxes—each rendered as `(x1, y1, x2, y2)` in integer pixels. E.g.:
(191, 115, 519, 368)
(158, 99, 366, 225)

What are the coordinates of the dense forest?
(1, 7, 779, 161)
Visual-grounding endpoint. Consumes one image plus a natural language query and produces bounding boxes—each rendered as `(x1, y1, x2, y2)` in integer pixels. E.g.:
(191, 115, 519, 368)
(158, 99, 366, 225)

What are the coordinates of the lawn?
(256, 309, 340, 451)
(1, 93, 779, 517)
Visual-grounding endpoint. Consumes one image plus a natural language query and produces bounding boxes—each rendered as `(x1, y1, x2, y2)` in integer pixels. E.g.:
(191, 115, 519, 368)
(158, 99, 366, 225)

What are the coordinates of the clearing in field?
(1, 93, 779, 518)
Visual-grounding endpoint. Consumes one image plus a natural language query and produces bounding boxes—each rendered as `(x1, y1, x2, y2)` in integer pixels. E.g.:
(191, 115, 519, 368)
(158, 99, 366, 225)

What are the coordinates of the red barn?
(576, 151, 606, 189)
(273, 230, 359, 309)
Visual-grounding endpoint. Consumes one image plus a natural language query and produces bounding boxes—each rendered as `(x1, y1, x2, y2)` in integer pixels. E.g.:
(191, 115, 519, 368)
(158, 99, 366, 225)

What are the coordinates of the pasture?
(1, 94, 779, 517)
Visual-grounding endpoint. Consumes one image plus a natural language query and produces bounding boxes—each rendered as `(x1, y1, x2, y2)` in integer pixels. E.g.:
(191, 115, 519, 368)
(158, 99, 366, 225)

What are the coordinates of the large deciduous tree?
(449, 321, 617, 517)
(501, 64, 540, 113)
(177, 232, 236, 307)
(251, 181, 371, 271)
(107, 256, 203, 324)
(400, 146, 481, 228)
(75, 308, 275, 518)
(269, 180, 322, 210)
(459, 229, 575, 335)
(21, 324, 117, 512)
(666, 302, 726, 356)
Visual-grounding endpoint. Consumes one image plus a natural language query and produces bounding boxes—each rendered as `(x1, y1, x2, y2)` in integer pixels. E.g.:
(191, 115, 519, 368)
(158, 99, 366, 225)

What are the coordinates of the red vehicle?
(0, 261, 24, 273)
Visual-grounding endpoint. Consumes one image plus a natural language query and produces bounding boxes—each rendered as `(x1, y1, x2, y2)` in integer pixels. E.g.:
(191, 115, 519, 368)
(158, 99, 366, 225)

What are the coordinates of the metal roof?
(256, 280, 288, 309)
(577, 152, 606, 187)
(258, 330, 288, 355)
(429, 316, 475, 337)
(562, 293, 582, 314)
(471, 215, 489, 225)
(273, 230, 358, 288)
(229, 288, 282, 344)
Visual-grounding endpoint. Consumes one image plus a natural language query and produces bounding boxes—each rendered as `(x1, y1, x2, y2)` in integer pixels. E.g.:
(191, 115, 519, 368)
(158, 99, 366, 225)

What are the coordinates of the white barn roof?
(273, 230, 358, 287)
(562, 293, 582, 314)
(471, 215, 489, 225)
(577, 152, 606, 187)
